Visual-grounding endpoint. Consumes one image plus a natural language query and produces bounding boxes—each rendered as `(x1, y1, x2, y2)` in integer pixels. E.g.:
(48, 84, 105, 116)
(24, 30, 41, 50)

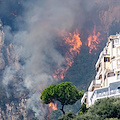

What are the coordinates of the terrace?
(89, 81, 120, 106)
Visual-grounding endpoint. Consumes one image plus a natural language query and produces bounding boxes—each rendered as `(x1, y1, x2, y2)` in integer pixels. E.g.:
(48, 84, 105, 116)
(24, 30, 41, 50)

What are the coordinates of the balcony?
(88, 79, 101, 92)
(97, 89, 120, 98)
(96, 67, 102, 79)
(89, 81, 120, 106)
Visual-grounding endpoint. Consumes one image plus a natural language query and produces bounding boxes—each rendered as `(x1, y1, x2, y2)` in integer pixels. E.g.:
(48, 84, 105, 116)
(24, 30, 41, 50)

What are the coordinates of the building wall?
(81, 34, 120, 107)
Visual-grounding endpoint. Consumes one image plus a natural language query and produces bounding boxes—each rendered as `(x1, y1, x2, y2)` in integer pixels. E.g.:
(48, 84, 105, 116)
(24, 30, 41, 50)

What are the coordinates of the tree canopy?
(40, 82, 83, 114)
(58, 112, 76, 120)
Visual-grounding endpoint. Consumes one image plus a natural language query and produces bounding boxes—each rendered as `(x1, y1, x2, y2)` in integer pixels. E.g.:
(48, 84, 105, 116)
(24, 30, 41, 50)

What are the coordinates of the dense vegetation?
(41, 83, 120, 120)
(58, 97, 120, 120)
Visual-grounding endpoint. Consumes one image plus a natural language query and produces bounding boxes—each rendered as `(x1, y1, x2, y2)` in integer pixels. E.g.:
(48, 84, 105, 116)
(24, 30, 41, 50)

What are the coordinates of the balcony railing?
(90, 89, 120, 105)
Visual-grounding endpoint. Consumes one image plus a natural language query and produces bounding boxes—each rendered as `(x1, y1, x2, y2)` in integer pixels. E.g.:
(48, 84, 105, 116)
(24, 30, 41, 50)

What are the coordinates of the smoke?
(17, 1, 83, 118)
(1, 0, 120, 119)
(2, 0, 84, 119)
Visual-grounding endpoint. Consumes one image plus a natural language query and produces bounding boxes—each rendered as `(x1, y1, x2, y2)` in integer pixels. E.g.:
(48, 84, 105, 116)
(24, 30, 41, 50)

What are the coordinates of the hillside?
(0, 0, 120, 119)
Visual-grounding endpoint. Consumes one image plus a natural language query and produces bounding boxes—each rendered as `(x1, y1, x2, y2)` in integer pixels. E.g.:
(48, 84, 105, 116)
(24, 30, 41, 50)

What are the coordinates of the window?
(104, 75, 106, 80)
(104, 57, 110, 62)
(99, 63, 101, 67)
(118, 87, 120, 89)
(97, 67, 99, 72)
(107, 72, 115, 77)
(99, 75, 102, 79)
(112, 38, 120, 48)
(117, 71, 120, 79)
(114, 38, 119, 44)
(117, 71, 120, 75)
(112, 40, 115, 48)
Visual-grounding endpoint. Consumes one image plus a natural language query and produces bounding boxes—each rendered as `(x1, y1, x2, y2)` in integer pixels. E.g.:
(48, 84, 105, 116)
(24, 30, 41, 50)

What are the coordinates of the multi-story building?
(81, 34, 120, 107)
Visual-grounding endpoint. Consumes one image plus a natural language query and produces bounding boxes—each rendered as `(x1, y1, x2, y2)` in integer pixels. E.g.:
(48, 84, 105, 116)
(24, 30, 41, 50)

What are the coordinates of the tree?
(58, 112, 76, 120)
(79, 104, 88, 114)
(76, 97, 120, 120)
(40, 82, 83, 114)
(76, 113, 101, 120)
(88, 97, 120, 119)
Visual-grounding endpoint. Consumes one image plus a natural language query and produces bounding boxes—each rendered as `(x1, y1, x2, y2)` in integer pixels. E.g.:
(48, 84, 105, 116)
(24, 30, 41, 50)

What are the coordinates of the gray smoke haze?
(2, 0, 120, 119)
(2, 0, 85, 119)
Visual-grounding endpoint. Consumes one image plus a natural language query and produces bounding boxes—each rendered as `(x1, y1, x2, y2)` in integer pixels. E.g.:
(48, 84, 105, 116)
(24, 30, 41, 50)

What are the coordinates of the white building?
(81, 34, 120, 107)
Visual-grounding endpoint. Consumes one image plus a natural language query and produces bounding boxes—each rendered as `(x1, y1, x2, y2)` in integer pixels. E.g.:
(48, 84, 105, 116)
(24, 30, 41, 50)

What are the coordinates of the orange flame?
(53, 29, 82, 80)
(49, 102, 57, 110)
(47, 102, 57, 120)
(87, 25, 101, 53)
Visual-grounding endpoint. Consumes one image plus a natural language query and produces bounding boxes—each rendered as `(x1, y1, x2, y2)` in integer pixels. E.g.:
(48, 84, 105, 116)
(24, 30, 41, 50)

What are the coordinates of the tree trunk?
(60, 105, 65, 115)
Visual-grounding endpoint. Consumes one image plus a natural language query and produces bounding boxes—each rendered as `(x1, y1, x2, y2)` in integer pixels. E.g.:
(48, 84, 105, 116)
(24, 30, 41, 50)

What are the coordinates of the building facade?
(81, 34, 120, 107)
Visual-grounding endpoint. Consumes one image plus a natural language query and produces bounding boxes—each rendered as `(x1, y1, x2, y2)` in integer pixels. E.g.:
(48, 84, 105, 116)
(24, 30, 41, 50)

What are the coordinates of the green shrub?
(75, 97, 120, 120)
(76, 113, 101, 120)
(79, 104, 88, 114)
(105, 118, 119, 120)
(58, 112, 76, 120)
(88, 97, 120, 119)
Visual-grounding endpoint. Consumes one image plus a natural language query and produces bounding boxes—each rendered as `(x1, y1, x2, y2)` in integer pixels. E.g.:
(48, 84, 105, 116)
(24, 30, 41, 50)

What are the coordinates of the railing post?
(108, 87, 110, 96)
(95, 91, 97, 98)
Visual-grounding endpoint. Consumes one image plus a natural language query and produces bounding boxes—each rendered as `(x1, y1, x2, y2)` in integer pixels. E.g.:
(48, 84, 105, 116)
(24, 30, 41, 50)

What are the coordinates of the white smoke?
(2, 0, 84, 119)
(2, 0, 120, 119)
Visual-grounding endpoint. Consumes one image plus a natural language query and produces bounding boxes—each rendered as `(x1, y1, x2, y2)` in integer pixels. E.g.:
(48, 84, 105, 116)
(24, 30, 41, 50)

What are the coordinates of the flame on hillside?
(53, 30, 82, 80)
(86, 25, 102, 54)
(49, 102, 57, 110)
(47, 102, 57, 120)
